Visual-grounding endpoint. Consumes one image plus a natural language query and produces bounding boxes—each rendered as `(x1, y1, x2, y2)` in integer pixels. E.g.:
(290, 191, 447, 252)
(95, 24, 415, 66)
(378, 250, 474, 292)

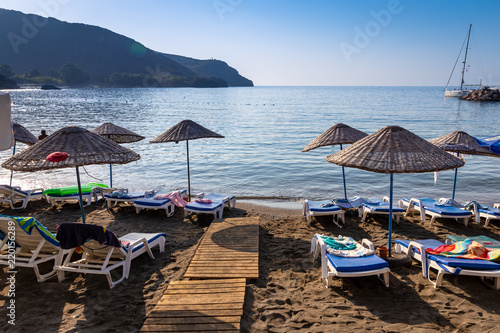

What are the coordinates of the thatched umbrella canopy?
(92, 122, 145, 144)
(150, 120, 224, 200)
(91, 122, 145, 187)
(8, 123, 38, 185)
(2, 126, 140, 223)
(302, 123, 368, 200)
(13, 123, 38, 145)
(302, 123, 368, 152)
(327, 126, 464, 254)
(430, 131, 500, 199)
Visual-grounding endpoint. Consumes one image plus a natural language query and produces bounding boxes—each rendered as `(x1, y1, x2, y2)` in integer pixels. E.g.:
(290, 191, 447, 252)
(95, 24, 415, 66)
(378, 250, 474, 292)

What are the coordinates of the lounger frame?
(0, 185, 44, 209)
(358, 196, 403, 223)
(311, 235, 390, 288)
(303, 200, 345, 227)
(184, 193, 235, 220)
(0, 217, 64, 282)
(394, 240, 500, 290)
(398, 198, 471, 226)
(56, 233, 165, 288)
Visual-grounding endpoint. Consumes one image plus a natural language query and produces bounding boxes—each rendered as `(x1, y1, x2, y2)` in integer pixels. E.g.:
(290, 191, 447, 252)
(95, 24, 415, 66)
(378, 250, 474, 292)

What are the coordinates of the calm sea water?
(1, 86, 499, 207)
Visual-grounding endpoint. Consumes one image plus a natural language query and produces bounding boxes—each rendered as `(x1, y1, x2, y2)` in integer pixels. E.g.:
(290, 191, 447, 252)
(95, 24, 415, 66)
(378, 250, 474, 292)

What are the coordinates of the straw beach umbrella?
(2, 126, 140, 223)
(302, 123, 368, 200)
(150, 119, 224, 200)
(429, 131, 500, 200)
(327, 126, 464, 255)
(92, 122, 145, 187)
(9, 123, 39, 185)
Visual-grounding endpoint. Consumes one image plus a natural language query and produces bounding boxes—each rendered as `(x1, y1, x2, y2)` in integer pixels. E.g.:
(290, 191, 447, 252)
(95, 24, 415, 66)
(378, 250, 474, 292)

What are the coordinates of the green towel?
(321, 236, 357, 251)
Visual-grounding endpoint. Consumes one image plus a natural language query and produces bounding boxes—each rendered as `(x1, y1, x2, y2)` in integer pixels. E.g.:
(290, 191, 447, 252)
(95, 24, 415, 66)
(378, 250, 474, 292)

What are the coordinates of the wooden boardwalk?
(140, 217, 260, 332)
(140, 278, 245, 332)
(184, 217, 260, 280)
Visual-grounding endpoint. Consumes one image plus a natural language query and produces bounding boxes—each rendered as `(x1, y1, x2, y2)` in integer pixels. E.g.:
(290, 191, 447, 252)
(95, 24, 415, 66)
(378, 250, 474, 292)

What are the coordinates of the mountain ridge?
(0, 8, 252, 87)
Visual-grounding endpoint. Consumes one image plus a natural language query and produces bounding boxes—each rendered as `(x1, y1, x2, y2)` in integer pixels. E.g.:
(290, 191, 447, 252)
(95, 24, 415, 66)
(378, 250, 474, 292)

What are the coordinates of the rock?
(461, 87, 500, 101)
(41, 84, 61, 90)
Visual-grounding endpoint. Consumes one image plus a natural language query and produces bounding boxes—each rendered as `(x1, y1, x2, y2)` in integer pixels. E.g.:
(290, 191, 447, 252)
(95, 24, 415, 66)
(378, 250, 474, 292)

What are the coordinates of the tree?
(25, 68, 42, 78)
(0, 64, 16, 78)
(46, 69, 61, 79)
(59, 62, 91, 85)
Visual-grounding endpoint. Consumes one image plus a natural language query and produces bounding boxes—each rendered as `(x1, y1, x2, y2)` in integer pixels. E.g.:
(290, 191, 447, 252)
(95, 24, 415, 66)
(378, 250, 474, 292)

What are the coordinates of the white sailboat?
(444, 24, 480, 97)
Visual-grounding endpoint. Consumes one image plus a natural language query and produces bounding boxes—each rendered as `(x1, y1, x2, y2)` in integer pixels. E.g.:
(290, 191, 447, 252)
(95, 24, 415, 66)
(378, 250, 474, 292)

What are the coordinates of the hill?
(0, 8, 252, 87)
(162, 53, 253, 86)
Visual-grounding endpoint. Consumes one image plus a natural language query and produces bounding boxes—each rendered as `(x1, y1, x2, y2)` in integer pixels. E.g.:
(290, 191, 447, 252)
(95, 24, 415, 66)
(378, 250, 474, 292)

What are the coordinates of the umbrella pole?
(109, 164, 113, 188)
(9, 141, 16, 186)
(388, 173, 393, 256)
(76, 166, 86, 224)
(186, 140, 191, 201)
(340, 144, 347, 200)
(452, 168, 458, 200)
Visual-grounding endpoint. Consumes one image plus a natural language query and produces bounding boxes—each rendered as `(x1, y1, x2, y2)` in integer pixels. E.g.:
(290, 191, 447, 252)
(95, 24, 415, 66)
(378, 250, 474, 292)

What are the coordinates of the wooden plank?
(144, 316, 241, 325)
(165, 287, 246, 294)
(151, 303, 243, 312)
(141, 323, 240, 332)
(158, 297, 245, 305)
(169, 278, 244, 285)
(149, 309, 243, 318)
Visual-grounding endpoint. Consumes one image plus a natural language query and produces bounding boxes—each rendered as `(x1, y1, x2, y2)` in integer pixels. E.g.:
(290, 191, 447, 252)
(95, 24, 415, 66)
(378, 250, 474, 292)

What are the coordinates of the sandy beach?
(1, 197, 500, 332)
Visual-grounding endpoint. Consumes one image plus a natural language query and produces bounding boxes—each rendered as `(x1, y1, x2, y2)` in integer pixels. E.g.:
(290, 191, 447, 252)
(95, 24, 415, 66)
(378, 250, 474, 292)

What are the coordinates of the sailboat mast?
(460, 24, 472, 90)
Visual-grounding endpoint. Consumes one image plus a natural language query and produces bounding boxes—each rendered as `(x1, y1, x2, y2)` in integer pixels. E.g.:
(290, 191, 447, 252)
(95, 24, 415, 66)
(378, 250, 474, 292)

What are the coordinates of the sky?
(1, 0, 500, 86)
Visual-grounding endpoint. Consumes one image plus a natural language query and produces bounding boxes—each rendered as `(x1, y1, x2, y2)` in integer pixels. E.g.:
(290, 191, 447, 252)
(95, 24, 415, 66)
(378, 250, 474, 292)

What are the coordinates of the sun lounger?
(134, 190, 187, 216)
(358, 197, 405, 223)
(303, 200, 345, 227)
(0, 185, 44, 209)
(394, 238, 500, 289)
(398, 197, 472, 226)
(184, 192, 236, 219)
(44, 183, 108, 208)
(104, 190, 154, 209)
(495, 203, 500, 209)
(0, 215, 65, 282)
(55, 223, 166, 288)
(311, 234, 390, 287)
(466, 202, 500, 227)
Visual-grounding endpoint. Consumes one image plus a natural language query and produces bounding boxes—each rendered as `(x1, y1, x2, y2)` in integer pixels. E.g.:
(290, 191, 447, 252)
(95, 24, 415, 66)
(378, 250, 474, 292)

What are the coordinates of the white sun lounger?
(184, 193, 236, 219)
(467, 203, 500, 227)
(398, 197, 472, 226)
(0, 216, 65, 282)
(134, 190, 187, 216)
(303, 200, 345, 227)
(358, 197, 405, 223)
(0, 185, 44, 209)
(394, 238, 500, 289)
(311, 234, 390, 287)
(55, 223, 166, 288)
(104, 190, 154, 209)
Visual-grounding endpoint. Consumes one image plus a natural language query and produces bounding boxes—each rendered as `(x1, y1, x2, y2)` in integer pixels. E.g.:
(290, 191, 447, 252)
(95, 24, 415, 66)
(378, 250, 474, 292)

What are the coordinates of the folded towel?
(320, 235, 374, 257)
(320, 203, 334, 207)
(154, 193, 172, 200)
(153, 192, 187, 207)
(195, 198, 213, 204)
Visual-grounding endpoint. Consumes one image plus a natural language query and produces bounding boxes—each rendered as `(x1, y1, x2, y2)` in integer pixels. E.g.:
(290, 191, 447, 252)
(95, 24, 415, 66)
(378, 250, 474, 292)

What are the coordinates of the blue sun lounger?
(394, 239, 500, 289)
(468, 203, 500, 227)
(311, 234, 390, 287)
(303, 200, 345, 227)
(104, 190, 154, 209)
(398, 197, 472, 226)
(184, 193, 236, 219)
(134, 190, 187, 217)
(359, 197, 406, 223)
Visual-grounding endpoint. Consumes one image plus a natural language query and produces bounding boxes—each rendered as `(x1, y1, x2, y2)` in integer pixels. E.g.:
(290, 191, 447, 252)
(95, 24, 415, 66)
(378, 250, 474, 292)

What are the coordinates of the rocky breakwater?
(461, 87, 500, 101)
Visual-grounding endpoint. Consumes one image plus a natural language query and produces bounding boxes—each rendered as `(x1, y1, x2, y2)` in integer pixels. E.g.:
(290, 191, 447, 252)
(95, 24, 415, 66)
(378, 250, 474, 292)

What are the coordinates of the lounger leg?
(395, 213, 400, 224)
(361, 211, 368, 222)
(378, 272, 390, 287)
(430, 216, 435, 225)
(484, 218, 490, 228)
(433, 271, 445, 288)
(480, 276, 500, 290)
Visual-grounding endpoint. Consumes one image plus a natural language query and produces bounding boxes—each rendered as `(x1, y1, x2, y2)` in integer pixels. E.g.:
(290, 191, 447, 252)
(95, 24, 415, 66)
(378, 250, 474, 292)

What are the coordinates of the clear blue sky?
(2, 0, 500, 86)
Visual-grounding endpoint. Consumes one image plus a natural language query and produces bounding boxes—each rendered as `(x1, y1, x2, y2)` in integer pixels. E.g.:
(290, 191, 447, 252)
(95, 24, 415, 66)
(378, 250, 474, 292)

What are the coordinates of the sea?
(1, 86, 499, 209)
